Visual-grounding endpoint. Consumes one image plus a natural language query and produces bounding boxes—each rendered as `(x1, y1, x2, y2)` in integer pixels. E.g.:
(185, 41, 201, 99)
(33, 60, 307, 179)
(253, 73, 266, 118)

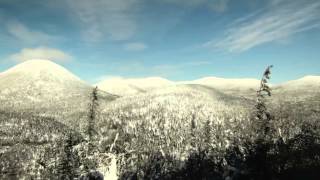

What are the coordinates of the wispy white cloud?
(6, 20, 60, 45)
(66, 0, 230, 43)
(124, 42, 148, 51)
(10, 47, 72, 62)
(205, 1, 320, 52)
(67, 0, 139, 42)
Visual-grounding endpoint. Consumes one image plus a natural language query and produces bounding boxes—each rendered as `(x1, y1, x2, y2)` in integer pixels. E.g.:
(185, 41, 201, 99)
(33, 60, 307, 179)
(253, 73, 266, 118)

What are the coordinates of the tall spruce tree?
(246, 65, 274, 180)
(81, 86, 100, 176)
(255, 65, 273, 140)
(57, 133, 80, 180)
(87, 86, 99, 154)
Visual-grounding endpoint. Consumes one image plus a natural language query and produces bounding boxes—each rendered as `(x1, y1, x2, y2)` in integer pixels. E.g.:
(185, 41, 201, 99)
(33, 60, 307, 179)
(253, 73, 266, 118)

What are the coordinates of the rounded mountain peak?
(1, 59, 81, 82)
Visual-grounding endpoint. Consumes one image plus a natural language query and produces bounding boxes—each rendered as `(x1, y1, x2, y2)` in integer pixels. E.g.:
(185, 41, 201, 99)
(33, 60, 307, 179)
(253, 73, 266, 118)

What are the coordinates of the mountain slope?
(100, 84, 254, 135)
(0, 60, 85, 103)
(95, 84, 254, 165)
(0, 59, 116, 126)
(96, 76, 260, 97)
(97, 77, 174, 96)
(180, 77, 261, 98)
(185, 77, 260, 89)
(275, 76, 320, 89)
(272, 75, 320, 102)
(0, 110, 83, 179)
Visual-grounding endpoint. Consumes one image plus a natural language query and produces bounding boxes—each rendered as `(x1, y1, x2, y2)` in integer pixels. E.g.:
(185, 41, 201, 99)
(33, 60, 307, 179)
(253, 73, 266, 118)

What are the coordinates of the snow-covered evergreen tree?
(255, 65, 273, 140)
(57, 133, 80, 180)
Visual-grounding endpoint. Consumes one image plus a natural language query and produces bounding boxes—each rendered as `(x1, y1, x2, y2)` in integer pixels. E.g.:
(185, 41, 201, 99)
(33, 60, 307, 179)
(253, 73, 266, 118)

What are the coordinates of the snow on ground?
(181, 77, 261, 90)
(0, 59, 82, 82)
(277, 75, 320, 89)
(96, 77, 174, 96)
(98, 154, 118, 180)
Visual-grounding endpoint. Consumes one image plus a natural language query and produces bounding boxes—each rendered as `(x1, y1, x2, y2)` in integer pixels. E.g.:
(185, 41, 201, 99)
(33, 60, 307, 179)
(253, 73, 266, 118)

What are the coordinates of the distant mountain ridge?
(97, 75, 320, 97)
(96, 77, 174, 96)
(181, 77, 260, 89)
(275, 75, 320, 88)
(0, 59, 319, 98)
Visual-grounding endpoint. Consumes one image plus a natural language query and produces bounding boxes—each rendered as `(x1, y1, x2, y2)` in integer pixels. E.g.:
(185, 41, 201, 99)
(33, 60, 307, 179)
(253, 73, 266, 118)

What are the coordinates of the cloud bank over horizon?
(9, 47, 72, 63)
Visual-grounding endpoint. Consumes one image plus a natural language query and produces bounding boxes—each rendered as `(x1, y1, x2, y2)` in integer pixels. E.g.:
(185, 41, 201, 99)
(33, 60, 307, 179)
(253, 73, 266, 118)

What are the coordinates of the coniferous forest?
(1, 64, 320, 180)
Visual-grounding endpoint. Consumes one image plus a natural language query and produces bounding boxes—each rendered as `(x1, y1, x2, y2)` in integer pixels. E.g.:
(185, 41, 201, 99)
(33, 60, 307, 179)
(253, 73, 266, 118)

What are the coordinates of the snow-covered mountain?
(180, 77, 261, 98)
(273, 75, 320, 96)
(1, 59, 318, 106)
(0, 59, 116, 125)
(0, 59, 86, 104)
(181, 77, 260, 90)
(96, 77, 174, 96)
(2, 60, 318, 102)
(272, 75, 320, 102)
(97, 76, 261, 97)
(276, 75, 320, 89)
(96, 75, 320, 98)
(0, 59, 82, 82)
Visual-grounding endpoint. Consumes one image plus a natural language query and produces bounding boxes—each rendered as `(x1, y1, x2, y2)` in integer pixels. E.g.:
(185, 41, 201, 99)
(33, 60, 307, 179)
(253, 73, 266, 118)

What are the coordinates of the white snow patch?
(98, 154, 118, 180)
(1, 59, 81, 82)
(97, 77, 174, 96)
(181, 77, 261, 90)
(280, 75, 320, 88)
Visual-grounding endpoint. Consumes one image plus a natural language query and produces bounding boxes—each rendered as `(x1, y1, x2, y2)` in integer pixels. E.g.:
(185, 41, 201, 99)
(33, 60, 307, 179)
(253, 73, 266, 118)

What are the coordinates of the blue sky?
(0, 0, 319, 83)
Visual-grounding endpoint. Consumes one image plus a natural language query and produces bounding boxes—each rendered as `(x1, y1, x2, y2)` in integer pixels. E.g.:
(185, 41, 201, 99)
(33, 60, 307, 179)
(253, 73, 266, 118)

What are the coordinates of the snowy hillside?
(0, 61, 319, 179)
(98, 83, 253, 152)
(102, 84, 253, 119)
(179, 77, 261, 98)
(96, 77, 174, 96)
(276, 75, 320, 89)
(97, 76, 261, 97)
(272, 75, 320, 101)
(0, 59, 87, 101)
(0, 59, 82, 82)
(0, 59, 116, 126)
(100, 84, 254, 133)
(96, 75, 320, 100)
(182, 77, 260, 90)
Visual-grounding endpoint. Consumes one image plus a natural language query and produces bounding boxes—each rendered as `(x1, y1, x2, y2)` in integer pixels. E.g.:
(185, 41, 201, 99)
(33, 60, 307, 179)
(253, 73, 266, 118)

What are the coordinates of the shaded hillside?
(0, 111, 83, 179)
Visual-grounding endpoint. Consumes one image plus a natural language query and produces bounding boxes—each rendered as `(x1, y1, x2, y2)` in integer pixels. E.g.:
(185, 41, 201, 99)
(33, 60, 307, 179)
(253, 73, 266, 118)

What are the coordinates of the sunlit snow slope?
(97, 77, 174, 96)
(97, 76, 261, 97)
(272, 75, 320, 101)
(0, 59, 116, 125)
